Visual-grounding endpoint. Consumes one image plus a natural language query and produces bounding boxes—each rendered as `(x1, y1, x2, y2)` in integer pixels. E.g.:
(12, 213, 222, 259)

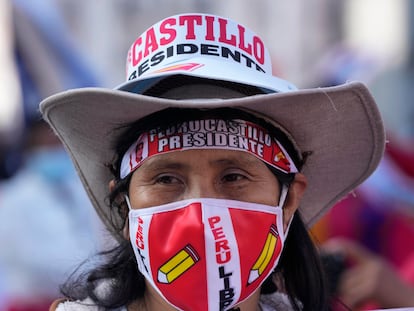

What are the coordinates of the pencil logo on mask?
(158, 244, 200, 284)
(248, 224, 279, 284)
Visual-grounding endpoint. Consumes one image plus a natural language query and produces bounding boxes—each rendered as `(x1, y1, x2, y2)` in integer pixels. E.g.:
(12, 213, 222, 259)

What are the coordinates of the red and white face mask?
(127, 188, 289, 311)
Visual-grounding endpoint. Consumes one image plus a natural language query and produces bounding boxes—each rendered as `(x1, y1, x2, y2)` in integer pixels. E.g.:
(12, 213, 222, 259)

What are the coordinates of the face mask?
(127, 188, 289, 311)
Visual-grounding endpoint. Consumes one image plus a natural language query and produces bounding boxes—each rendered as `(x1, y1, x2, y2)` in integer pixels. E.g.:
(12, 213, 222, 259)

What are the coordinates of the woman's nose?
(184, 176, 221, 199)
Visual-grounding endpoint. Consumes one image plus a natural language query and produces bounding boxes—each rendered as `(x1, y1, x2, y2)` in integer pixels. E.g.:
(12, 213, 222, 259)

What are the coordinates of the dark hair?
(61, 107, 330, 310)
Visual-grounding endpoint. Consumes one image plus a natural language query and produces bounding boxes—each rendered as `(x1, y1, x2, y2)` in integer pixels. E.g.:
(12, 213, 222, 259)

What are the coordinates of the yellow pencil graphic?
(248, 224, 278, 284)
(157, 244, 200, 284)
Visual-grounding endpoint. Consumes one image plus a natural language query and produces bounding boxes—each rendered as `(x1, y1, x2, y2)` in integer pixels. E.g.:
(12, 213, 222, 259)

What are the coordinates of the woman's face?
(125, 148, 305, 310)
(128, 149, 280, 209)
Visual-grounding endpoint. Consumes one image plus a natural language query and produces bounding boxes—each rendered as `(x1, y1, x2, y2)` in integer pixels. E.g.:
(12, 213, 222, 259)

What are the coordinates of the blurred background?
(0, 0, 413, 310)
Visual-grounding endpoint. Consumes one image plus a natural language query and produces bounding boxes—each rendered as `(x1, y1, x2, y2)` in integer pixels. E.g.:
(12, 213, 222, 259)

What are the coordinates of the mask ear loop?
(279, 183, 295, 236)
(278, 184, 289, 207)
(125, 195, 133, 211)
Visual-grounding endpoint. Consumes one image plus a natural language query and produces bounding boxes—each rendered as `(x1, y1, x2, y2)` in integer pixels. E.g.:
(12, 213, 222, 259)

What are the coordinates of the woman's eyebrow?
(139, 157, 189, 172)
(138, 152, 264, 172)
(209, 155, 263, 168)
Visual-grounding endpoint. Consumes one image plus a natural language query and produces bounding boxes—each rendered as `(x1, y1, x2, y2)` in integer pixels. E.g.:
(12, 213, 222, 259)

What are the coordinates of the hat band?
(120, 118, 298, 179)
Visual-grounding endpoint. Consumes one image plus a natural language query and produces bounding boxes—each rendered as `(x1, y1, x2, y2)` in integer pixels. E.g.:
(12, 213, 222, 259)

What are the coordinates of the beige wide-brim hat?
(40, 13, 385, 238)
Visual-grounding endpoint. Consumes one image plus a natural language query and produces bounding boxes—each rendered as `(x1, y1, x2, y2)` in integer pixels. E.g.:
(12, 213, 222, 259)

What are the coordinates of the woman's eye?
(155, 175, 181, 185)
(222, 172, 247, 183)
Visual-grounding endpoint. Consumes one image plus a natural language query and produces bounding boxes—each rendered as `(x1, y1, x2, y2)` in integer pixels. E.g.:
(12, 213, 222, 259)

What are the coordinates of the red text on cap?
(130, 14, 266, 67)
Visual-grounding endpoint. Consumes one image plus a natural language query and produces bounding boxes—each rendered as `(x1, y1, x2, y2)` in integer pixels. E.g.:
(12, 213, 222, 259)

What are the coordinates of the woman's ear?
(108, 179, 130, 241)
(122, 220, 130, 241)
(282, 173, 307, 233)
(108, 179, 116, 192)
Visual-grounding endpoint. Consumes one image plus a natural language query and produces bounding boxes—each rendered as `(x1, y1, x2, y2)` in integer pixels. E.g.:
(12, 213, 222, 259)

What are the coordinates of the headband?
(120, 118, 298, 179)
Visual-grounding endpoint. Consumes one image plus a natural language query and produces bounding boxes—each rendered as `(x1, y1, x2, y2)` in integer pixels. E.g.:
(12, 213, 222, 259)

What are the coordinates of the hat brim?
(40, 82, 385, 237)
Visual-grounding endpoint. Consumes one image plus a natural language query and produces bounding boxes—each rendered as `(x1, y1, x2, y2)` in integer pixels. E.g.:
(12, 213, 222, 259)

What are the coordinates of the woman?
(41, 13, 385, 311)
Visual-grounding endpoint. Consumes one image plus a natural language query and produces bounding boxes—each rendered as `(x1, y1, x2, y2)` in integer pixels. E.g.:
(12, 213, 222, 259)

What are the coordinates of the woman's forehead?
(137, 149, 268, 170)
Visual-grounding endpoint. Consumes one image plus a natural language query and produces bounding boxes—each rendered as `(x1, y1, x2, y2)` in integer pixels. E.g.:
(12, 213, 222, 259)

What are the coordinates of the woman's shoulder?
(260, 291, 301, 311)
(49, 297, 127, 311)
(49, 292, 298, 311)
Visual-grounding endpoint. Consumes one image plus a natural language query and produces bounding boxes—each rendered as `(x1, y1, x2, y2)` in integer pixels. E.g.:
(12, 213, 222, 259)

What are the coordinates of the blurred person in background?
(0, 0, 104, 310)
(322, 237, 414, 310)
(0, 0, 24, 180)
(0, 0, 101, 178)
(318, 139, 414, 310)
(312, 40, 414, 310)
(0, 117, 103, 311)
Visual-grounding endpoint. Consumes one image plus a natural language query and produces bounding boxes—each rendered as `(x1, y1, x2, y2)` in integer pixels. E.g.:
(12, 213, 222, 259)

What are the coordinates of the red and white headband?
(120, 118, 298, 179)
